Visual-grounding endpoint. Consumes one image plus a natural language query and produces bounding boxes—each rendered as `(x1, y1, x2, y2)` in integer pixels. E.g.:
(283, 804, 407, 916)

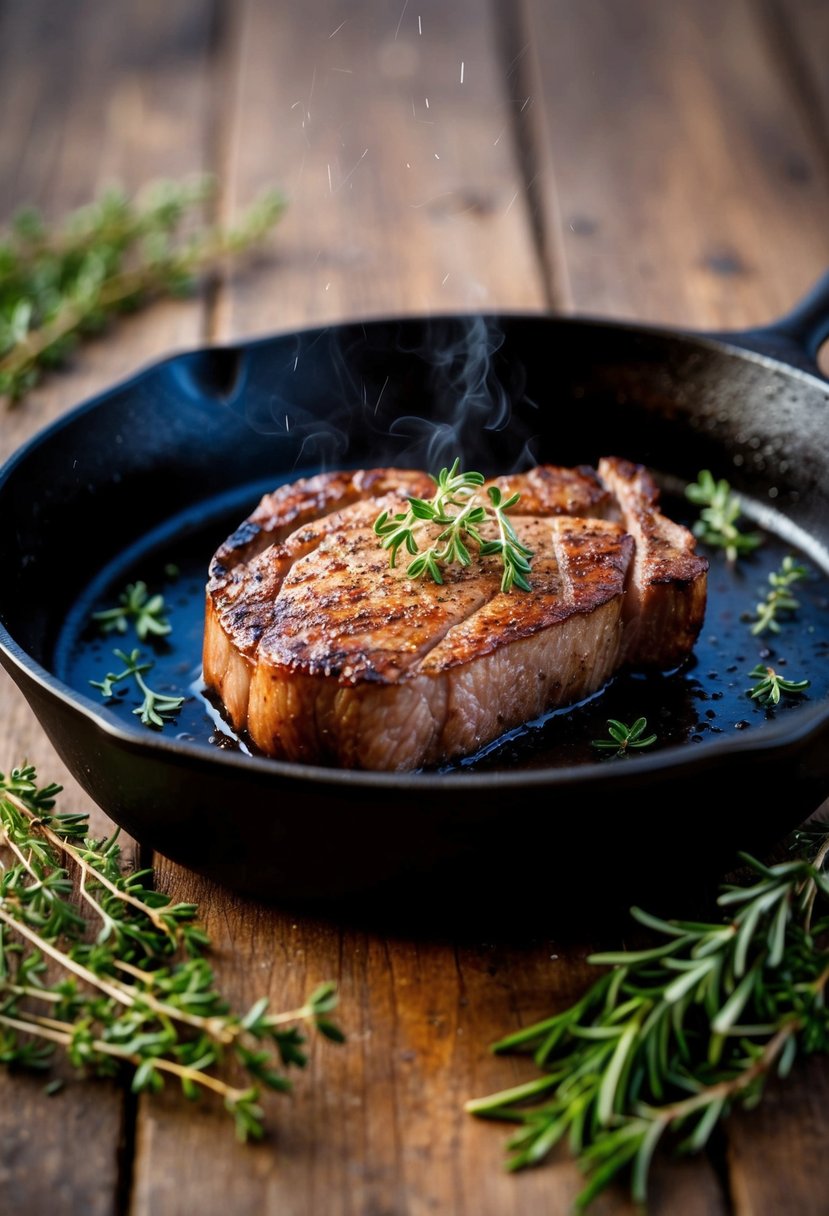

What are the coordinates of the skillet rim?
(1, 308, 828, 791)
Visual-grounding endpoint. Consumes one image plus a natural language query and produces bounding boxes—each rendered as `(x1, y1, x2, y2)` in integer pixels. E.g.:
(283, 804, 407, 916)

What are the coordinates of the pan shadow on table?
(213, 801, 829, 947)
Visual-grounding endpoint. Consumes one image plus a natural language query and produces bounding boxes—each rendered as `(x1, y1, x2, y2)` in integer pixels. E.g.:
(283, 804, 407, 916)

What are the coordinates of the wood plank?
(726, 1056, 829, 1216)
(755, 0, 829, 375)
(524, 0, 829, 330)
(757, 0, 829, 150)
(134, 862, 729, 1216)
(0, 1, 216, 1212)
(131, 1, 736, 1213)
(524, 1, 829, 1211)
(207, 0, 547, 340)
(719, 7, 829, 1199)
(0, 0, 217, 816)
(128, 0, 601, 1212)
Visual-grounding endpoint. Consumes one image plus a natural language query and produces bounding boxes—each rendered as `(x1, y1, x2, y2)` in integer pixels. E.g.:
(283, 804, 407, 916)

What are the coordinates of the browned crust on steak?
(597, 457, 708, 667)
(246, 594, 627, 770)
(208, 468, 434, 590)
(202, 461, 706, 770)
(488, 464, 610, 518)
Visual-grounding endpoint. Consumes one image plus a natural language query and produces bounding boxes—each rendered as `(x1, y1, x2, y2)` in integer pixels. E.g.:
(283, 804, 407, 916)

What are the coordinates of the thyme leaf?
(591, 717, 657, 756)
(747, 664, 810, 707)
(685, 470, 763, 561)
(0, 178, 284, 404)
(92, 580, 171, 641)
(90, 647, 185, 728)
(750, 556, 809, 636)
(373, 460, 534, 593)
(0, 764, 341, 1138)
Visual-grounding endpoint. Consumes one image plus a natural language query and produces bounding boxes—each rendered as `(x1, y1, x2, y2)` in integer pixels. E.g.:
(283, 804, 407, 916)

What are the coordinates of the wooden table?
(2, 1, 829, 1212)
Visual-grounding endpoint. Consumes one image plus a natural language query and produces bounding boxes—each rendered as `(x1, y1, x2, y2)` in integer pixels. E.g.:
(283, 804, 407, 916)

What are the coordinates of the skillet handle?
(765, 268, 829, 361)
(719, 268, 829, 379)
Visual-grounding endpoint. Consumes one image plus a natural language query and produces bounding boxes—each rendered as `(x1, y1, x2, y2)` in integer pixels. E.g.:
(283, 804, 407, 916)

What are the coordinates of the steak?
(202, 461, 708, 771)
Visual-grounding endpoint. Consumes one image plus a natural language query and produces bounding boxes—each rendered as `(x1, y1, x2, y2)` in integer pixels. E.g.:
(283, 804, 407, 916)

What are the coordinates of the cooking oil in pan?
(59, 490, 829, 773)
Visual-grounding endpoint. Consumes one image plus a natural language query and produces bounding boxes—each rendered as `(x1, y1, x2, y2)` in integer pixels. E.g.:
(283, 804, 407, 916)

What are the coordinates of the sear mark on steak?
(202, 462, 708, 771)
(598, 457, 709, 668)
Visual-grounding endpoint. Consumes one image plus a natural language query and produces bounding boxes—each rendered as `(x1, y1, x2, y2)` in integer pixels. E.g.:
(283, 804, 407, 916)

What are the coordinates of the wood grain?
(0, 0, 215, 1212)
(524, 0, 829, 329)
(758, 0, 829, 155)
(207, 0, 547, 341)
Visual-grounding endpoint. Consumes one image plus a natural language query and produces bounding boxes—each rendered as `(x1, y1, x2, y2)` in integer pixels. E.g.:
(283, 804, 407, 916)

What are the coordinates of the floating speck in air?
(325, 282, 331, 292)
(285, 415, 290, 431)
(329, 19, 347, 37)
(406, 162, 411, 169)
(335, 148, 369, 192)
(520, 97, 531, 112)
(327, 163, 333, 193)
(434, 153, 440, 160)
(505, 189, 520, 214)
(293, 355, 299, 372)
(425, 97, 430, 109)
(395, 0, 409, 40)
(418, 14, 422, 35)
(460, 61, 465, 84)
(442, 272, 451, 286)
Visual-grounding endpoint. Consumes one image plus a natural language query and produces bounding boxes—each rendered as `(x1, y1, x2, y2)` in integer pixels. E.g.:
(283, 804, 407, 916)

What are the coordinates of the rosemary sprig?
(90, 647, 185, 727)
(467, 837, 829, 1209)
(685, 470, 762, 561)
(0, 763, 341, 1138)
(373, 460, 534, 593)
(92, 581, 171, 641)
(747, 664, 810, 707)
(591, 717, 657, 756)
(0, 178, 284, 403)
(750, 556, 809, 636)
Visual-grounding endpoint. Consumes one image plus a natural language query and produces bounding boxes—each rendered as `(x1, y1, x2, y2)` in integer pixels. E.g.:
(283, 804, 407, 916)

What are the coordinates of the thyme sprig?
(685, 470, 762, 561)
(467, 838, 829, 1209)
(0, 178, 284, 403)
(92, 581, 171, 641)
(90, 647, 185, 727)
(591, 718, 657, 756)
(750, 556, 809, 636)
(0, 764, 341, 1139)
(748, 664, 810, 706)
(373, 460, 534, 593)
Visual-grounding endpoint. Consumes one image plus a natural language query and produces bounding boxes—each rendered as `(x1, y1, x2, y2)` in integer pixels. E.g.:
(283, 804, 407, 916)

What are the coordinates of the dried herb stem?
(0, 1010, 249, 1103)
(0, 179, 283, 403)
(0, 764, 341, 1139)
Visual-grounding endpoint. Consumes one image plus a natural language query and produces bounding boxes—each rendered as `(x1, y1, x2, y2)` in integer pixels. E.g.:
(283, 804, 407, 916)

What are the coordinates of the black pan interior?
(50, 466, 829, 775)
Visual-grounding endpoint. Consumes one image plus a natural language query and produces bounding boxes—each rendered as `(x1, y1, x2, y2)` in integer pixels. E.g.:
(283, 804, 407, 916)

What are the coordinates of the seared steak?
(203, 462, 707, 770)
(598, 457, 709, 668)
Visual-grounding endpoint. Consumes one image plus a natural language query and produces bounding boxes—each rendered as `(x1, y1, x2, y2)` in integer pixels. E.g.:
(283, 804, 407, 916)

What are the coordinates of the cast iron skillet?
(1, 275, 829, 908)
